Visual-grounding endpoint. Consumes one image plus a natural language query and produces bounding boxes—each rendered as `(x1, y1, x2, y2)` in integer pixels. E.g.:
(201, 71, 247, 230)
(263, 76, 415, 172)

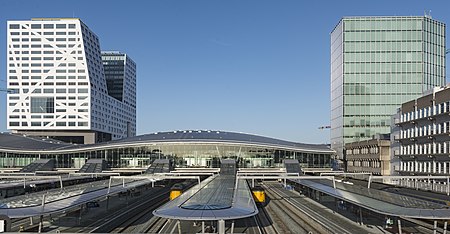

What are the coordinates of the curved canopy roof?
(298, 179, 450, 219)
(0, 130, 334, 153)
(153, 174, 258, 220)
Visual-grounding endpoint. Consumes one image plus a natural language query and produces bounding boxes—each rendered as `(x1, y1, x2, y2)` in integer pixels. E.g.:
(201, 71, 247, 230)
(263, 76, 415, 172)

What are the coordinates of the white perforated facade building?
(6, 18, 136, 143)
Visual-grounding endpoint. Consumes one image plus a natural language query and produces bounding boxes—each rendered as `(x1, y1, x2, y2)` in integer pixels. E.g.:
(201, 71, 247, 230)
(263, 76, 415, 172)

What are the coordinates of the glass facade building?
(331, 16, 446, 161)
(0, 130, 334, 169)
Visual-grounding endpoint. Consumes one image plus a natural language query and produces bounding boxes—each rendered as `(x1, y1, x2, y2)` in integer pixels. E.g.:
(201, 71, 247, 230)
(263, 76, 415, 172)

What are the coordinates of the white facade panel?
(7, 18, 136, 140)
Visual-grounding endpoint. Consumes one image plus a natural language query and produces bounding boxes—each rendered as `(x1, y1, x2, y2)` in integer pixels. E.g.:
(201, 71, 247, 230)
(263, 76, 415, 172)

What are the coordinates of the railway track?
(138, 216, 169, 233)
(254, 206, 279, 234)
(263, 182, 353, 234)
(90, 189, 169, 233)
(263, 185, 321, 234)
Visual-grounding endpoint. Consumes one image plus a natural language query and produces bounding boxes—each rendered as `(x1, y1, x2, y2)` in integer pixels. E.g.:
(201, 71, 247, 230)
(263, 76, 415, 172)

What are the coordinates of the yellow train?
(251, 186, 266, 204)
(169, 183, 184, 200)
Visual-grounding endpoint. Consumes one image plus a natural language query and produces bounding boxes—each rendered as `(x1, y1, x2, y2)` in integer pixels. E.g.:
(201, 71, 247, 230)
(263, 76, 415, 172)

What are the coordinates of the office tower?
(6, 18, 137, 144)
(331, 16, 446, 163)
(102, 51, 137, 137)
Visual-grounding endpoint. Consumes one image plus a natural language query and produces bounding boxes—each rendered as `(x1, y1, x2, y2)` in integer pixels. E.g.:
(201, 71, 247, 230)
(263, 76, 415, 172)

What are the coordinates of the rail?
(0, 175, 63, 190)
(236, 175, 337, 189)
(368, 175, 450, 195)
(107, 175, 201, 193)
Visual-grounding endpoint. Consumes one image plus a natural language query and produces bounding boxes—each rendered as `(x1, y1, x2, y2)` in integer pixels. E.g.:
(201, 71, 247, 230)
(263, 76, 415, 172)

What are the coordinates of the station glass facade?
(0, 143, 332, 169)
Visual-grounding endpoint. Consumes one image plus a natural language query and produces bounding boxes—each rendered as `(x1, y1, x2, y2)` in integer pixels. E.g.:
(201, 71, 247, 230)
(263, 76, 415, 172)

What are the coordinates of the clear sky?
(0, 0, 449, 144)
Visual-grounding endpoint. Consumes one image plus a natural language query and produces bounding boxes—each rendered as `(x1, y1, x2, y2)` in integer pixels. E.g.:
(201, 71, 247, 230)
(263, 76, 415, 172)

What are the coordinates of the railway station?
(0, 131, 449, 233)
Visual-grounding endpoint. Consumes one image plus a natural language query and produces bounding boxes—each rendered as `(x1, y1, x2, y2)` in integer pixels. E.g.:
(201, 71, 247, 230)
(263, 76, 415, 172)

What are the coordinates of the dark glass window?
(30, 97, 54, 113)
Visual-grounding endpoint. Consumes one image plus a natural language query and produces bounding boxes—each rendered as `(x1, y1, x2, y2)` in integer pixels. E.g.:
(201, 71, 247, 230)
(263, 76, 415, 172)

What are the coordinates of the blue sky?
(0, 0, 449, 144)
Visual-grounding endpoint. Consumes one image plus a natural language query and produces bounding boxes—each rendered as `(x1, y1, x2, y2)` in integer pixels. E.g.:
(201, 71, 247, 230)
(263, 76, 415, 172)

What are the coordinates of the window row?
(400, 122, 450, 139)
(10, 114, 83, 119)
(400, 142, 450, 155)
(9, 121, 88, 127)
(9, 75, 87, 80)
(401, 101, 450, 122)
(400, 161, 450, 174)
(346, 146, 380, 155)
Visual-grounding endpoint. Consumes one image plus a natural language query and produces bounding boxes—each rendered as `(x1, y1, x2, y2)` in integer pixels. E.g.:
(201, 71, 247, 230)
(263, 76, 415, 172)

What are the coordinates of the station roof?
(297, 179, 450, 220)
(0, 130, 334, 153)
(153, 174, 258, 220)
(0, 133, 71, 151)
(0, 178, 151, 218)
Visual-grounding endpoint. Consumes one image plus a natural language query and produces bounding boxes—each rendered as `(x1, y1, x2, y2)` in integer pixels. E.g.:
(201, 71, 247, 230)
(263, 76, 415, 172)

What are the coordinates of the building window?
(30, 97, 54, 113)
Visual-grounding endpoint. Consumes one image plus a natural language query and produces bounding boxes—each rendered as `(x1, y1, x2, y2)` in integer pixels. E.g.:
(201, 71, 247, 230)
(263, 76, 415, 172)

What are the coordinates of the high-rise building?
(6, 18, 137, 144)
(102, 51, 137, 137)
(331, 16, 446, 164)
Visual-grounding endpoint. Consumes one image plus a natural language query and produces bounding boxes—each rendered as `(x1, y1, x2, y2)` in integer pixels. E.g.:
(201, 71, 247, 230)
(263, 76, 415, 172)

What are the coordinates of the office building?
(331, 16, 446, 163)
(345, 134, 391, 175)
(102, 51, 137, 137)
(393, 85, 450, 176)
(6, 18, 136, 144)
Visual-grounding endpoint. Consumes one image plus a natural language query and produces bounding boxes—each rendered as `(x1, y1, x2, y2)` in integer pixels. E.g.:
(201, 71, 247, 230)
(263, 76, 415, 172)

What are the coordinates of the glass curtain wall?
(0, 144, 332, 169)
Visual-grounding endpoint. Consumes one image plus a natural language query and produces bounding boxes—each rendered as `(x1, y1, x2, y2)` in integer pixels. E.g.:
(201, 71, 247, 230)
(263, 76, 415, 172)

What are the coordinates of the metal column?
(398, 219, 402, 234)
(359, 207, 363, 225)
(38, 215, 43, 233)
(218, 219, 225, 234)
(434, 220, 438, 234)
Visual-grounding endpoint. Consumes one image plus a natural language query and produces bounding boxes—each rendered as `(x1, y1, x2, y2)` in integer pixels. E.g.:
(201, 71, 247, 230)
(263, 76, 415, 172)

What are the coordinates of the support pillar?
(398, 219, 402, 234)
(218, 219, 225, 234)
(78, 204, 83, 225)
(359, 207, 363, 225)
(447, 177, 449, 196)
(38, 215, 43, 233)
(59, 176, 63, 192)
(202, 221, 205, 234)
(252, 179, 255, 188)
(29, 216, 33, 225)
(434, 220, 437, 234)
(230, 220, 235, 234)
(177, 220, 182, 234)
(444, 221, 447, 234)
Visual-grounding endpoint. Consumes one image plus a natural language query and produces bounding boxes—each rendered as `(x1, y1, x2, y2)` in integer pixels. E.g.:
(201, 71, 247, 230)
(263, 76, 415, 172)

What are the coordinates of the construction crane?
(318, 125, 331, 130)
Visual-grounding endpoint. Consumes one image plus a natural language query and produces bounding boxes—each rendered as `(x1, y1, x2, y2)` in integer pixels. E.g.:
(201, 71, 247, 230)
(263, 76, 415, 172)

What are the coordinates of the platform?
(0, 178, 151, 218)
(296, 179, 450, 219)
(153, 175, 258, 220)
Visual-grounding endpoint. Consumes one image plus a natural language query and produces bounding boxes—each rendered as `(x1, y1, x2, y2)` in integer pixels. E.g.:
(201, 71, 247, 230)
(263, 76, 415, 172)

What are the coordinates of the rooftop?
(0, 130, 334, 153)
